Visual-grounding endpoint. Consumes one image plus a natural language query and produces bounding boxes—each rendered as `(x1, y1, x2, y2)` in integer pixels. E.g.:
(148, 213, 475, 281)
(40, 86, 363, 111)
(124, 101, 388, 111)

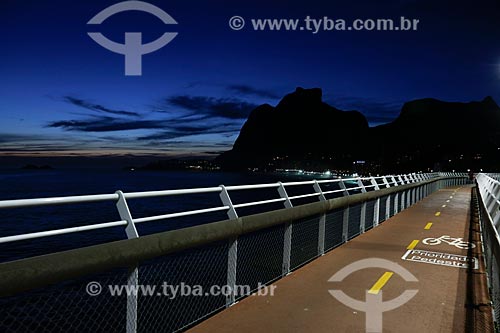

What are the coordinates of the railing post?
(357, 179, 367, 193)
(360, 200, 367, 234)
(350, 178, 364, 236)
(370, 177, 380, 191)
(220, 185, 238, 220)
(394, 192, 399, 215)
(116, 191, 139, 240)
(338, 179, 349, 196)
(342, 205, 349, 242)
(382, 177, 391, 188)
(373, 199, 380, 227)
(219, 185, 238, 307)
(385, 194, 391, 220)
(313, 180, 327, 201)
(370, 178, 380, 226)
(314, 181, 326, 256)
(401, 190, 406, 211)
(277, 182, 293, 276)
(116, 191, 139, 333)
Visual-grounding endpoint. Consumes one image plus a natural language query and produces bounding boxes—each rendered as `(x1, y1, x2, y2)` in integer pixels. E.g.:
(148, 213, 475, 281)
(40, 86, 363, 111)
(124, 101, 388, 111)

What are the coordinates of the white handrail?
(0, 220, 128, 244)
(0, 172, 464, 245)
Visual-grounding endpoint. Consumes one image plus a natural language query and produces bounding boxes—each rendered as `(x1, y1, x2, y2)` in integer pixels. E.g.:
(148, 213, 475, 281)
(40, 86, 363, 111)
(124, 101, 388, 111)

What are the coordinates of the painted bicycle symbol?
(422, 235, 475, 249)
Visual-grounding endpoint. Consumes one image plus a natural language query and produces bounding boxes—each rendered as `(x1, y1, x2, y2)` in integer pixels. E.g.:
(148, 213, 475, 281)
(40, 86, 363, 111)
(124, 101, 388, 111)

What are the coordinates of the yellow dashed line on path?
(407, 240, 419, 250)
(368, 272, 394, 295)
(435, 212, 441, 217)
(424, 222, 433, 230)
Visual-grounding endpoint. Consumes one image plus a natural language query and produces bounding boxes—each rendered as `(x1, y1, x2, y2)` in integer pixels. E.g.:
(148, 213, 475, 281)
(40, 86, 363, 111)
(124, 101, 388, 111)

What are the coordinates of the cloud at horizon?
(1, 87, 428, 158)
(63, 96, 141, 118)
(0, 90, 259, 157)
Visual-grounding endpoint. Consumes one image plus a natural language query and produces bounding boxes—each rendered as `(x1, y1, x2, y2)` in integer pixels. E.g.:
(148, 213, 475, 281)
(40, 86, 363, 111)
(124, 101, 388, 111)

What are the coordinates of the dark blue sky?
(1, 0, 500, 161)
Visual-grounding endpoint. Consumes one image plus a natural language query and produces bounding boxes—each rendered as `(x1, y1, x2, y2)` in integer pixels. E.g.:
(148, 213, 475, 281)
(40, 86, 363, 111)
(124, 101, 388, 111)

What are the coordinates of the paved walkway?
(188, 186, 491, 333)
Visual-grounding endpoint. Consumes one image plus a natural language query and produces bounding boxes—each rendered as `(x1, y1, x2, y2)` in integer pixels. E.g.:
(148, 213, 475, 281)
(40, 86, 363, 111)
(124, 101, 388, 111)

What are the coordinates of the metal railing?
(0, 172, 469, 332)
(0, 172, 462, 247)
(476, 173, 500, 330)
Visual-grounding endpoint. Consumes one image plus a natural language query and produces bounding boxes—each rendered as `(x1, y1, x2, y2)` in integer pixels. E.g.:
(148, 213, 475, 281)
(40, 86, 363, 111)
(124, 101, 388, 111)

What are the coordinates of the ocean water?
(0, 169, 330, 262)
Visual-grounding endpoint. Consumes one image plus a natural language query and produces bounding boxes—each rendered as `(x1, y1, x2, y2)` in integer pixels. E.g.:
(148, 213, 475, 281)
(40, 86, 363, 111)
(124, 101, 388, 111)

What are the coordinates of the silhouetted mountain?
(219, 88, 368, 170)
(370, 96, 500, 171)
(218, 88, 500, 172)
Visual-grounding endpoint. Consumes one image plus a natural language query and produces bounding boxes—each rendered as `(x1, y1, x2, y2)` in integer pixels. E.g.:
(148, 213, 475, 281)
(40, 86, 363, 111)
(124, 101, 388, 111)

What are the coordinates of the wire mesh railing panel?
(491, 255, 500, 327)
(365, 200, 376, 230)
(348, 204, 362, 240)
(476, 174, 500, 331)
(324, 209, 344, 251)
(137, 241, 229, 332)
(0, 267, 129, 333)
(379, 196, 388, 223)
(389, 194, 396, 217)
(236, 224, 286, 297)
(290, 215, 320, 270)
(480, 209, 500, 330)
(483, 226, 500, 328)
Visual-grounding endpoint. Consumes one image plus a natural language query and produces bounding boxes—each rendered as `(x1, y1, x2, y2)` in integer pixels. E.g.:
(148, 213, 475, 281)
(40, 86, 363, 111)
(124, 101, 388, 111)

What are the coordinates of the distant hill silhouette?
(217, 88, 500, 173)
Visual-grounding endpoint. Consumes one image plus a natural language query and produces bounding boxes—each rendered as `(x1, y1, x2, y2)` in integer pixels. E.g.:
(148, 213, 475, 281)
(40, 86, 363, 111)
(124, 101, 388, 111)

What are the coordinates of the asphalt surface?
(188, 186, 492, 333)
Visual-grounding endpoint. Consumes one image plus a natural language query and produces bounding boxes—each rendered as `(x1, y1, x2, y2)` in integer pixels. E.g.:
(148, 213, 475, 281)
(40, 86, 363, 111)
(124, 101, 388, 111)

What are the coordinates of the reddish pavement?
(188, 186, 492, 333)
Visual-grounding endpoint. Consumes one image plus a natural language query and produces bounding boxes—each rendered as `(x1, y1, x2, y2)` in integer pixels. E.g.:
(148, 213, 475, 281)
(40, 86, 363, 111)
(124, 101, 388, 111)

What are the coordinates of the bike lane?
(401, 187, 477, 270)
(188, 186, 491, 333)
